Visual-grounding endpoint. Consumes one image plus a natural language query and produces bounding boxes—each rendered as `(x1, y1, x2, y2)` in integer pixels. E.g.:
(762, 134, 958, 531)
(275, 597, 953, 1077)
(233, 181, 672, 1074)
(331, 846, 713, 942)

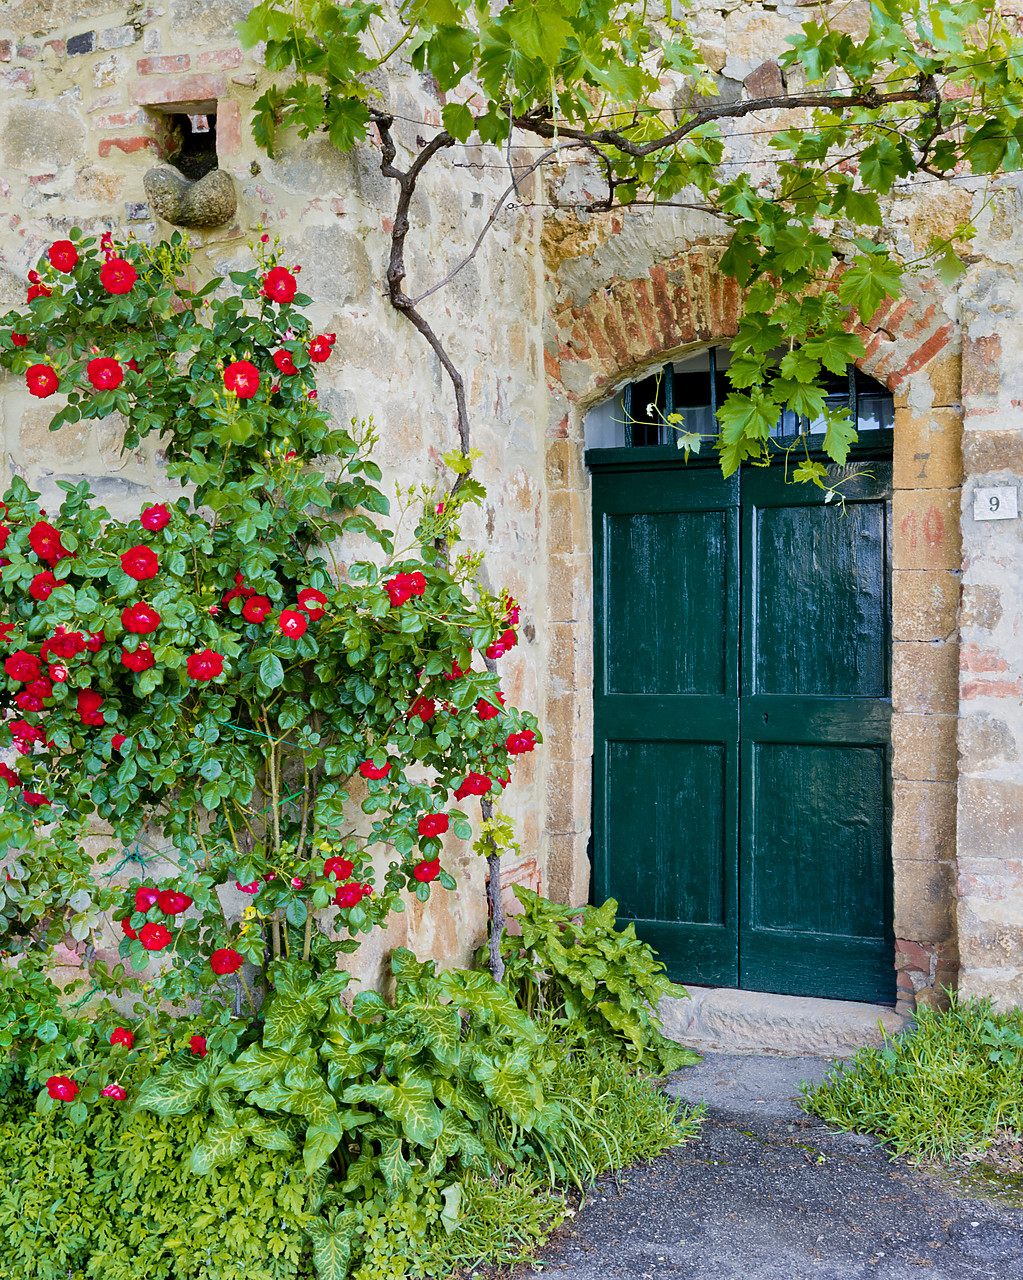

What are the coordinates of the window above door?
(584, 347, 895, 451)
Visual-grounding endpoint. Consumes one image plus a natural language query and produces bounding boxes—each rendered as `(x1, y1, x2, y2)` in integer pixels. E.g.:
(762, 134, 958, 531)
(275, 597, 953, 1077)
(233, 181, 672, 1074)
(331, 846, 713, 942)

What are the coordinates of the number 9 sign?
(973, 486, 1019, 521)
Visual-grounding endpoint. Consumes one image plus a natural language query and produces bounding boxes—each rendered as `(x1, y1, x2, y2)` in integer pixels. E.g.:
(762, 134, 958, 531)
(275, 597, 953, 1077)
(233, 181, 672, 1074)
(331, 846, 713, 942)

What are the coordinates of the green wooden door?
(591, 449, 895, 1003)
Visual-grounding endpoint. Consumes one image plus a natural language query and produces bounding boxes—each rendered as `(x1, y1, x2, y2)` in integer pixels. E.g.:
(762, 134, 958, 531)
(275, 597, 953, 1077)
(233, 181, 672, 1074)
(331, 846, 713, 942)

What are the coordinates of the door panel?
(740, 463, 894, 1002)
(592, 465, 740, 986)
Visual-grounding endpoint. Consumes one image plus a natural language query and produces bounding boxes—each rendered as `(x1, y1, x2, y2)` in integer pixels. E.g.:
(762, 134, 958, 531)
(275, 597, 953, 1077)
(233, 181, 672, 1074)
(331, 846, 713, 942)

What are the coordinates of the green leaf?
(343, 1071, 443, 1145)
(379, 1134, 413, 1191)
(188, 1121, 247, 1174)
(132, 1066, 205, 1116)
(259, 652, 284, 689)
(837, 252, 902, 323)
(303, 1117, 345, 1173)
(304, 1213, 357, 1280)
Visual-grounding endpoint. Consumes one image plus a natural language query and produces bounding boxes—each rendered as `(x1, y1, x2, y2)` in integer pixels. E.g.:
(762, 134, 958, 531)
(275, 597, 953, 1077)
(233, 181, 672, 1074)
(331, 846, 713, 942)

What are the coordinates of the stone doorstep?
(659, 985, 910, 1059)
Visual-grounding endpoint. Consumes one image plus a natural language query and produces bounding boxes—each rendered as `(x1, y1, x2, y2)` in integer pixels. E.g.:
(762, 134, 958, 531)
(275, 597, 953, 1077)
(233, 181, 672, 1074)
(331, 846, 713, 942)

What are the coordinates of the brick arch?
(541, 249, 964, 1017)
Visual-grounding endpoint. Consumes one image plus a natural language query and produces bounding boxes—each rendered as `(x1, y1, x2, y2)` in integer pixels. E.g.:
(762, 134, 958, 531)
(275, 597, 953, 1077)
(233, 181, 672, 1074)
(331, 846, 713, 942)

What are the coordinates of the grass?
(801, 995, 1023, 1162)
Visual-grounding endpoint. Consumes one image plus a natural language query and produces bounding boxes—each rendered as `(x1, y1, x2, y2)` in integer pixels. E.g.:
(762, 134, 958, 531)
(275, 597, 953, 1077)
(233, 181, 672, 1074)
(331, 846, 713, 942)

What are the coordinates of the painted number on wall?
(973, 486, 1019, 521)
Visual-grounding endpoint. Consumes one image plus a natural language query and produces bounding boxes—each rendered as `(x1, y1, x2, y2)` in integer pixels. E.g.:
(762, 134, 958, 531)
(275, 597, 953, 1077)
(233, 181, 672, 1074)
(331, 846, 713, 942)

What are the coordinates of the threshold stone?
(659, 985, 909, 1057)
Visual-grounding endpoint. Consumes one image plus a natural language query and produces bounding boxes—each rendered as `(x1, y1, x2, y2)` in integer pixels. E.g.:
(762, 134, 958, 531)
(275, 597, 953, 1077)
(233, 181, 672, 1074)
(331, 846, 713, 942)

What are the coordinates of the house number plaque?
(973, 486, 1019, 521)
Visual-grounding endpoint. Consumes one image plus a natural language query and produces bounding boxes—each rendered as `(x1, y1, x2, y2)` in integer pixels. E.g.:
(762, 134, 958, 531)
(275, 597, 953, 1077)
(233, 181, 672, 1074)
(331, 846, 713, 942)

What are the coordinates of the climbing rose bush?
(0, 229, 539, 1108)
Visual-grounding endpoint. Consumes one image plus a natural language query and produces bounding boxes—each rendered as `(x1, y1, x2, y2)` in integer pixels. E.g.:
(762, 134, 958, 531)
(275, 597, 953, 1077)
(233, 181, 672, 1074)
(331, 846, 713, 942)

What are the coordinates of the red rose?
(506, 730, 537, 755)
(100, 257, 137, 294)
(223, 571, 254, 604)
(48, 240, 79, 273)
(139, 922, 172, 951)
(455, 772, 491, 798)
(11, 333, 29, 347)
(407, 571, 425, 596)
(22, 790, 49, 807)
(110, 1026, 134, 1050)
(121, 545, 158, 580)
(359, 760, 390, 780)
(242, 595, 271, 623)
(324, 856, 355, 881)
(29, 521, 70, 565)
(112, 734, 127, 751)
(26, 364, 59, 399)
(134, 885, 160, 913)
(157, 889, 192, 914)
(446, 661, 466, 681)
(334, 881, 372, 909)
(477, 693, 505, 720)
(14, 692, 44, 713)
(273, 349, 297, 375)
(27, 283, 51, 303)
(297, 588, 327, 620)
(77, 689, 105, 726)
(262, 266, 297, 304)
(87, 356, 123, 391)
(140, 504, 171, 531)
(278, 609, 307, 637)
(49, 663, 68, 683)
(189, 1035, 207, 1057)
(210, 948, 244, 975)
(0, 763, 19, 788)
(5, 650, 41, 683)
(409, 696, 435, 722)
(46, 1076, 79, 1102)
(85, 630, 105, 652)
(11, 721, 44, 752)
(417, 813, 449, 838)
(122, 602, 161, 634)
(29, 571, 58, 601)
(223, 360, 260, 399)
(0, 525, 8, 552)
(308, 334, 335, 362)
(121, 644, 154, 673)
(119, 916, 137, 940)
(413, 858, 441, 883)
(187, 649, 223, 681)
(26, 678, 53, 702)
(235, 879, 261, 894)
(384, 571, 426, 608)
(101, 1083, 127, 1100)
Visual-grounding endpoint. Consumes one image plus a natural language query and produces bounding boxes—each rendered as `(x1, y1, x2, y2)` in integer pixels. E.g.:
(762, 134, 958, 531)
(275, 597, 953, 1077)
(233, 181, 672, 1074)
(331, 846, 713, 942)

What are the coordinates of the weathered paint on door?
(590, 447, 895, 1004)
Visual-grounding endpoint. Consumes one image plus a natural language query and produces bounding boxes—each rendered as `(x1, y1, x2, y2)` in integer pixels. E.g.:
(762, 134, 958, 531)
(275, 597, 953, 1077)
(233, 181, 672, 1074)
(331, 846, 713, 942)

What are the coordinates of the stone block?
(962, 333, 1000, 398)
(543, 689, 593, 761)
(20, 402, 88, 464)
(892, 780, 956, 861)
(961, 428, 1023, 477)
(547, 488, 589, 555)
(215, 99, 241, 157)
(892, 569, 958, 641)
(67, 31, 95, 56)
(893, 407, 963, 489)
(548, 621, 593, 693)
(960, 584, 1002, 632)
(130, 72, 226, 108)
(958, 712, 1018, 774)
(0, 41, 11, 61)
(892, 712, 957, 781)
(543, 831, 590, 906)
(925, 348, 962, 407)
(547, 553, 590, 624)
(658, 987, 907, 1057)
(892, 489, 962, 571)
(892, 640, 959, 714)
(171, 0, 252, 42)
(893, 859, 955, 942)
(99, 26, 136, 49)
(744, 60, 784, 98)
(198, 48, 244, 70)
(1, 103, 86, 173)
(545, 758, 590, 835)
(298, 225, 372, 307)
(545, 437, 587, 491)
(958, 777, 1023, 860)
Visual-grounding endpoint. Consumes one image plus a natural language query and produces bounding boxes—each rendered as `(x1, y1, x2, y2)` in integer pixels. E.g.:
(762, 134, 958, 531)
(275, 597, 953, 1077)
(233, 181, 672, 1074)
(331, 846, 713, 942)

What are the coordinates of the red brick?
(93, 110, 144, 129)
(647, 263, 680, 350)
(137, 54, 190, 75)
(130, 72, 226, 107)
(44, 40, 66, 57)
(960, 645, 1009, 674)
(197, 48, 243, 70)
(962, 333, 1001, 397)
(888, 322, 955, 389)
(544, 349, 562, 383)
(17, 44, 38, 60)
(215, 98, 241, 156)
(2, 68, 32, 87)
(98, 136, 159, 157)
(961, 677, 1023, 700)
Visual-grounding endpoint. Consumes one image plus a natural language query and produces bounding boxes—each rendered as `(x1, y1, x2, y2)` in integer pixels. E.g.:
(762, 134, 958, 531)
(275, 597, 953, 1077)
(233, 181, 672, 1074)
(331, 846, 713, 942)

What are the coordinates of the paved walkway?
(525, 1054, 1023, 1280)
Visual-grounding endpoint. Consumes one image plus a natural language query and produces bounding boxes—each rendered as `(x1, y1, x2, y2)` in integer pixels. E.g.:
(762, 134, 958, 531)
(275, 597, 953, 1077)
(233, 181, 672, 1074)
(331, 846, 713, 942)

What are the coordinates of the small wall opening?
(166, 112, 219, 180)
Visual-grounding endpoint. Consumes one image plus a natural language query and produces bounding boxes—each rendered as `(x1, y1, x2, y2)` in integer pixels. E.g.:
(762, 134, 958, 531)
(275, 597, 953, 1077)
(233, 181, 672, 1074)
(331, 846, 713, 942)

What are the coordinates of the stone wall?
(2, 0, 1023, 1009)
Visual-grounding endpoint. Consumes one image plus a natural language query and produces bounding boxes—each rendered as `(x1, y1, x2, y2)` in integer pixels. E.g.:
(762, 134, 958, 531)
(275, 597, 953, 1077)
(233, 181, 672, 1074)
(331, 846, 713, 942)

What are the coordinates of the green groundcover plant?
(0, 231, 699, 1278)
(802, 995, 1023, 1162)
